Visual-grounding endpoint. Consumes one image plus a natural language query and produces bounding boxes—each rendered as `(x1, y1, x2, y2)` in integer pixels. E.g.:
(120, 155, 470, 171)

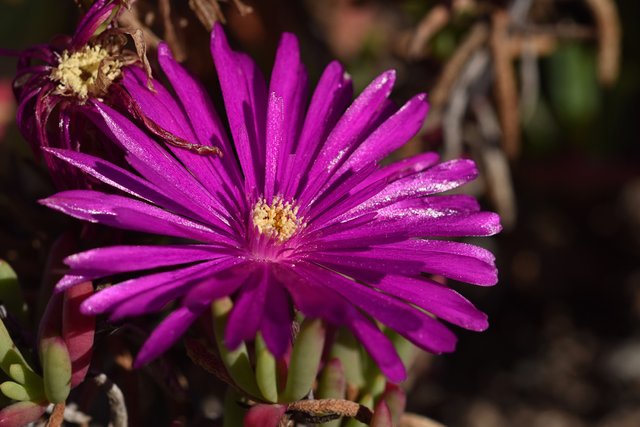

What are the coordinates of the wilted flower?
(41, 25, 500, 382)
(6, 0, 145, 188)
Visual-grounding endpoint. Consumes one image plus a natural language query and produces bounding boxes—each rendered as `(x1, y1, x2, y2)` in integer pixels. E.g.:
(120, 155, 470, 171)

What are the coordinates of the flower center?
(251, 196, 300, 243)
(50, 45, 122, 100)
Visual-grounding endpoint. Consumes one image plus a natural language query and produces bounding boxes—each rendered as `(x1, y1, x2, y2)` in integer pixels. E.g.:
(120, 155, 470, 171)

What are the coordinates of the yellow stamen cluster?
(252, 196, 301, 242)
(50, 45, 122, 100)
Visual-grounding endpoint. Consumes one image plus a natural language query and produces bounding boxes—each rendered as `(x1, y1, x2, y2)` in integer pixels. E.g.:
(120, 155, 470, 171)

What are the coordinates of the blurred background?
(1, 0, 639, 426)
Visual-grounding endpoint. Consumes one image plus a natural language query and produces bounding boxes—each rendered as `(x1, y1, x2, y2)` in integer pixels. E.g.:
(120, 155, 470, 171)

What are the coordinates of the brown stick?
(189, 0, 225, 29)
(508, 34, 557, 58)
(400, 412, 446, 427)
(287, 399, 373, 424)
(405, 5, 451, 60)
(46, 403, 66, 427)
(491, 11, 520, 160)
(585, 0, 621, 86)
(429, 23, 490, 110)
(159, 0, 187, 61)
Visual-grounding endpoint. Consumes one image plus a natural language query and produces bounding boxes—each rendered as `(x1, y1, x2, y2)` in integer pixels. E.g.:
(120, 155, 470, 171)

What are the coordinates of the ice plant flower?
(41, 25, 501, 382)
(6, 0, 144, 188)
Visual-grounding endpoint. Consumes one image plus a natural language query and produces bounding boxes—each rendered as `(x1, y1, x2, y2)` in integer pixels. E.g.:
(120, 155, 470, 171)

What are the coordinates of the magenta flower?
(40, 25, 500, 382)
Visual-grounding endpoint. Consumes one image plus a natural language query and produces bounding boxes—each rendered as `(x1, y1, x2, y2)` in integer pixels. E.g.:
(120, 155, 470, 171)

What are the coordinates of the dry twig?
(159, 0, 187, 61)
(429, 23, 490, 111)
(491, 11, 520, 159)
(189, 0, 225, 29)
(442, 50, 490, 159)
(94, 373, 128, 427)
(585, 0, 621, 86)
(287, 399, 373, 424)
(400, 412, 446, 427)
(404, 5, 451, 60)
(45, 403, 65, 427)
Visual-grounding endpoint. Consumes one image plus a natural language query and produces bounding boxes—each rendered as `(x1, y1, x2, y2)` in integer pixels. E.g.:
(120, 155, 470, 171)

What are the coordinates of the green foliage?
(0, 261, 28, 325)
(211, 298, 262, 399)
(282, 318, 325, 402)
(40, 337, 71, 404)
(547, 43, 601, 126)
(255, 333, 278, 403)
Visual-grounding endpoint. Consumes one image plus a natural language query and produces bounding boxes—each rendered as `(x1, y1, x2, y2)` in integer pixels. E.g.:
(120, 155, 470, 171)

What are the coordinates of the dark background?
(1, 1, 639, 426)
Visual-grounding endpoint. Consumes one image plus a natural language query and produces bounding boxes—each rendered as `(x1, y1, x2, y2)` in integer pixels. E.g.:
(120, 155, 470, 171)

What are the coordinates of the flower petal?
(260, 276, 293, 357)
(336, 93, 428, 177)
(285, 60, 352, 199)
(314, 239, 497, 286)
(39, 190, 235, 244)
(350, 159, 479, 216)
(43, 148, 197, 218)
(275, 265, 406, 382)
(297, 262, 457, 354)
(225, 265, 268, 350)
(300, 70, 397, 204)
(134, 306, 204, 367)
(80, 260, 221, 315)
(72, 0, 118, 46)
(91, 102, 233, 229)
(268, 33, 308, 197)
(211, 23, 267, 194)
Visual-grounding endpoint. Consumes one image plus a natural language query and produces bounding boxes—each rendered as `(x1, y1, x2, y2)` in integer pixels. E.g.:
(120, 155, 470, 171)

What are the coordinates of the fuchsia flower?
(40, 25, 500, 382)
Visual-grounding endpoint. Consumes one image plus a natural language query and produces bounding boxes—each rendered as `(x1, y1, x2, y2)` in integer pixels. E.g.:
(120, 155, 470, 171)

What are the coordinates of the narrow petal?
(260, 275, 293, 357)
(368, 152, 440, 184)
(127, 61, 245, 213)
(300, 70, 397, 204)
(43, 148, 198, 219)
(211, 23, 267, 194)
(348, 308, 407, 383)
(72, 0, 117, 46)
(374, 275, 489, 331)
(268, 33, 308, 196)
(274, 264, 406, 382)
(40, 190, 235, 245)
(108, 280, 194, 321)
(156, 43, 236, 160)
(315, 210, 502, 250)
(297, 262, 457, 354)
(313, 239, 498, 286)
(225, 265, 268, 349)
(56, 244, 227, 292)
(336, 93, 428, 177)
(181, 259, 252, 309)
(264, 93, 285, 199)
(350, 159, 479, 216)
(134, 306, 204, 367)
(80, 260, 221, 315)
(285, 60, 352, 199)
(91, 102, 233, 229)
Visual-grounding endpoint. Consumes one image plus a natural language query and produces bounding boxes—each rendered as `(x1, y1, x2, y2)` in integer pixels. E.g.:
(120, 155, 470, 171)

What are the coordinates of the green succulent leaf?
(255, 333, 279, 403)
(0, 381, 42, 402)
(329, 328, 365, 390)
(282, 318, 325, 402)
(317, 358, 346, 427)
(211, 298, 262, 399)
(0, 261, 28, 326)
(0, 320, 40, 388)
(40, 337, 71, 404)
